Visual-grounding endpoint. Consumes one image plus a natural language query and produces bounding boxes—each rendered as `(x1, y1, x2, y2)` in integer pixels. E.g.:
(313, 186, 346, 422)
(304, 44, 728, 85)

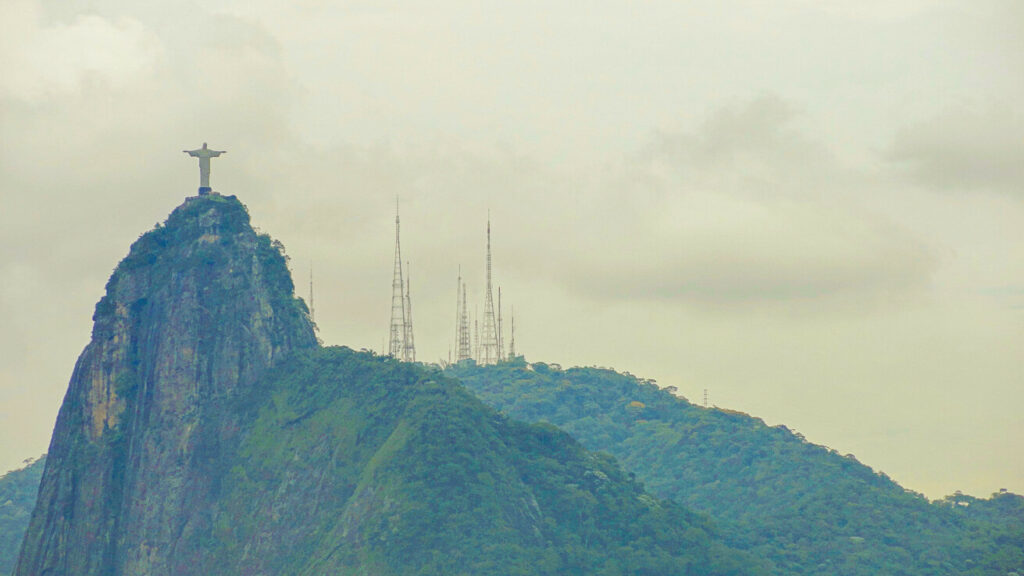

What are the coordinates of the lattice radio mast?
(403, 261, 415, 362)
(456, 268, 472, 362)
(497, 287, 504, 361)
(454, 268, 460, 358)
(509, 306, 516, 360)
(388, 201, 407, 359)
(474, 308, 480, 361)
(479, 215, 500, 365)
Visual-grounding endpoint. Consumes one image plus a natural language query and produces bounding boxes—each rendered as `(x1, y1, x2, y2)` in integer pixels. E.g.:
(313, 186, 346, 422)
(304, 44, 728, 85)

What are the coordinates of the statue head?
(202, 142, 208, 149)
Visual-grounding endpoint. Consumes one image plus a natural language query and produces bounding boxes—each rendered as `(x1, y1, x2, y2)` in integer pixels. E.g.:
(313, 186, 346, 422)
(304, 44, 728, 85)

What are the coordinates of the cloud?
(640, 96, 848, 200)
(558, 197, 935, 306)
(0, 1, 293, 200)
(0, 2, 162, 100)
(262, 97, 936, 313)
(887, 104, 1024, 195)
(538, 96, 937, 307)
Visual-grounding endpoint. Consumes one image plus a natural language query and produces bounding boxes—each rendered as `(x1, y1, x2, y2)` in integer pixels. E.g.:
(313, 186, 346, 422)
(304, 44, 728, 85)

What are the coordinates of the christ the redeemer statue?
(184, 142, 226, 195)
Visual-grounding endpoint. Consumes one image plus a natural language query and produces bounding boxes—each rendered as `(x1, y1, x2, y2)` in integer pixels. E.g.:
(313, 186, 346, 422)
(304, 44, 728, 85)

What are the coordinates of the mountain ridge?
(199, 346, 757, 574)
(14, 194, 758, 575)
(9, 193, 1021, 575)
(449, 360, 1024, 575)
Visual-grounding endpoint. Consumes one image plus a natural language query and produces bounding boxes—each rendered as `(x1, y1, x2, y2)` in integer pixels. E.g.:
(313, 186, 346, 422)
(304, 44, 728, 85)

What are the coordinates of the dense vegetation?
(450, 360, 1024, 576)
(200, 347, 760, 575)
(101, 193, 311, 345)
(0, 457, 44, 576)
(7, 357, 1021, 574)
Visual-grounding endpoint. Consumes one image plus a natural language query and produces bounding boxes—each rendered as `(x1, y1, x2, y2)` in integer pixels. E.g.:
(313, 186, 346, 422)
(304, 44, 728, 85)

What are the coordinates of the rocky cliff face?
(15, 194, 316, 576)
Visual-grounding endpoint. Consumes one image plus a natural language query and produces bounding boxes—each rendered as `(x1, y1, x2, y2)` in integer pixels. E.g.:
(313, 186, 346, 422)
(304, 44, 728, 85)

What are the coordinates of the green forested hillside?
(6, 356, 1022, 574)
(203, 347, 759, 575)
(13, 348, 761, 575)
(451, 360, 1024, 576)
(0, 457, 44, 576)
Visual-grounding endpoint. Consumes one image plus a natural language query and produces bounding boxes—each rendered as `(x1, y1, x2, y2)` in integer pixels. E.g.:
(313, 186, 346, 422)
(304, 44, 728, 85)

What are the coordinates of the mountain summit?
(16, 194, 317, 575)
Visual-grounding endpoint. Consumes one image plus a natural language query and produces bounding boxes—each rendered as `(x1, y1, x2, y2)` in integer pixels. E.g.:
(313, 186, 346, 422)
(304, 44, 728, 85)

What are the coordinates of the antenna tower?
(403, 261, 415, 362)
(497, 287, 504, 361)
(509, 306, 516, 359)
(455, 269, 472, 362)
(388, 201, 408, 359)
(454, 268, 460, 359)
(479, 215, 500, 365)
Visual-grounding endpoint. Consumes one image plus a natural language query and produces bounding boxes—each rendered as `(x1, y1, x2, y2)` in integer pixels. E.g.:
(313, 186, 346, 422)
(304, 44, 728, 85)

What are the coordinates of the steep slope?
(16, 194, 318, 575)
(199, 347, 758, 575)
(16, 194, 758, 575)
(0, 457, 45, 576)
(451, 361, 1024, 576)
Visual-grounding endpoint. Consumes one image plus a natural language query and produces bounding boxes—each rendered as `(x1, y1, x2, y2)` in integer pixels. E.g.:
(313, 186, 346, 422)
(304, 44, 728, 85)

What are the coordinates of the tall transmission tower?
(509, 306, 516, 360)
(479, 215, 500, 365)
(497, 287, 504, 361)
(388, 202, 407, 359)
(455, 269, 472, 362)
(454, 268, 460, 357)
(403, 261, 415, 362)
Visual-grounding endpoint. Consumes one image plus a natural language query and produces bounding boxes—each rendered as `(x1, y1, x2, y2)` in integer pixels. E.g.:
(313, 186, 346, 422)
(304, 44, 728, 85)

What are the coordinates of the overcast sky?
(1, 0, 1021, 499)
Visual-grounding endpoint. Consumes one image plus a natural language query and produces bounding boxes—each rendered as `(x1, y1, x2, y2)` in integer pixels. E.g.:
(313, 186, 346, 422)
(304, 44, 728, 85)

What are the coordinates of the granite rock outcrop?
(15, 194, 316, 575)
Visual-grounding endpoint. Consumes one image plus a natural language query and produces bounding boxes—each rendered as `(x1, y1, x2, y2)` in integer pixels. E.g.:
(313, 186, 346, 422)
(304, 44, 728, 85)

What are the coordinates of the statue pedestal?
(198, 187, 212, 195)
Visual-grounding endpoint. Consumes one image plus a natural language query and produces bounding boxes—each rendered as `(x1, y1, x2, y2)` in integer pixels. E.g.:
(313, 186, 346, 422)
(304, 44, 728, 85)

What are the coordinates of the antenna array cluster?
(388, 203, 416, 362)
(453, 214, 516, 366)
(382, 204, 517, 365)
